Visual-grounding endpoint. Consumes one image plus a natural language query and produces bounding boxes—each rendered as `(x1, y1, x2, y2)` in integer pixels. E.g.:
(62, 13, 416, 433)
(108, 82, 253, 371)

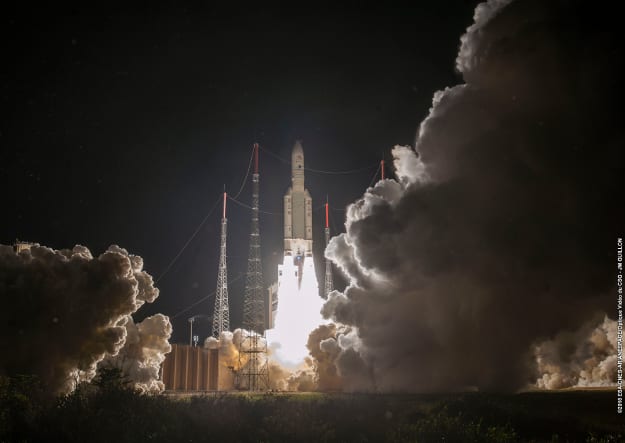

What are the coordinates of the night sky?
(1, 2, 481, 343)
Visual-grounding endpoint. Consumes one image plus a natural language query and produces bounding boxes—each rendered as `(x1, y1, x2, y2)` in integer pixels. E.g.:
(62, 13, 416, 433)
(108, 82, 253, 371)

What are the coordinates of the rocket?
(283, 141, 313, 270)
(268, 141, 324, 359)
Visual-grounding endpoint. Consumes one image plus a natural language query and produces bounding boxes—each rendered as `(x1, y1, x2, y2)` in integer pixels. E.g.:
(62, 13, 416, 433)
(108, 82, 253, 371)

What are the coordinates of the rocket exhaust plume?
(0, 243, 171, 394)
(314, 0, 622, 392)
(267, 255, 324, 368)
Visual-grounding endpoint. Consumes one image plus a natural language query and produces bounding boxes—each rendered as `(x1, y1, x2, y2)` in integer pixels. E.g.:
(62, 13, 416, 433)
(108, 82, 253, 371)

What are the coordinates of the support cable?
(367, 162, 382, 188)
(259, 145, 377, 175)
(231, 145, 255, 200)
(156, 195, 222, 284)
(171, 273, 244, 320)
(228, 195, 281, 216)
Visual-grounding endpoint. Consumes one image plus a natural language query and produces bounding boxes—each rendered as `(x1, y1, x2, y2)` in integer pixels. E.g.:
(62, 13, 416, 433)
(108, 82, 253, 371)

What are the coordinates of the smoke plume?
(535, 316, 618, 389)
(205, 331, 239, 391)
(99, 313, 172, 393)
(319, 0, 623, 392)
(0, 243, 171, 394)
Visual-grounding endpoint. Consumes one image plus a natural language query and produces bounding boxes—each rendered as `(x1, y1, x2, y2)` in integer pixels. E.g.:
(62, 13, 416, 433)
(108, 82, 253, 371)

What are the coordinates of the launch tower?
(239, 143, 269, 390)
(211, 192, 230, 338)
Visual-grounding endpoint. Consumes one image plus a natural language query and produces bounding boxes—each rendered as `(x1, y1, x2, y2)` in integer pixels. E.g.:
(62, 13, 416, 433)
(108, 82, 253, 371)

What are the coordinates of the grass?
(1, 375, 623, 442)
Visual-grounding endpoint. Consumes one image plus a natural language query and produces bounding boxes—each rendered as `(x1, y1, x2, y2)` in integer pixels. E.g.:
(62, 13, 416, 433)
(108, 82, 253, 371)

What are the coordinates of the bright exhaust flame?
(266, 254, 325, 368)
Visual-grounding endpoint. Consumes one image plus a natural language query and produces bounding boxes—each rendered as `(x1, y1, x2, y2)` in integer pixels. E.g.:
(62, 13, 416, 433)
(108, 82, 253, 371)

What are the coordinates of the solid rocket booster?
(283, 141, 313, 261)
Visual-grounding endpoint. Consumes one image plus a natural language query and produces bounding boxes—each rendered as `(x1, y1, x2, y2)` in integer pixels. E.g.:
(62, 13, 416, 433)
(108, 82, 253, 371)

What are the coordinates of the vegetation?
(0, 373, 622, 442)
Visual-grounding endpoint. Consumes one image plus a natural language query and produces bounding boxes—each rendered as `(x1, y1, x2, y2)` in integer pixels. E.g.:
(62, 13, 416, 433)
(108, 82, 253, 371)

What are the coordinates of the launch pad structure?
(169, 140, 347, 392)
(212, 192, 230, 338)
(163, 140, 343, 392)
(238, 143, 270, 390)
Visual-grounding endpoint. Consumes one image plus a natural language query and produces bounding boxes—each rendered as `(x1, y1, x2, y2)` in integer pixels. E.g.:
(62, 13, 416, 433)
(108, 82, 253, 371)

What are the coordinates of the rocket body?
(283, 141, 313, 261)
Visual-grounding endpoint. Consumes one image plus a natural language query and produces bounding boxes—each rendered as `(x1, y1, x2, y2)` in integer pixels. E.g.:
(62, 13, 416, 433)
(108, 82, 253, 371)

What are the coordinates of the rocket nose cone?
(292, 140, 304, 155)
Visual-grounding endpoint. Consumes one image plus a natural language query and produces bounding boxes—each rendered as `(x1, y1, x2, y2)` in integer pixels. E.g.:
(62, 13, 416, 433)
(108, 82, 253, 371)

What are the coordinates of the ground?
(1, 377, 623, 442)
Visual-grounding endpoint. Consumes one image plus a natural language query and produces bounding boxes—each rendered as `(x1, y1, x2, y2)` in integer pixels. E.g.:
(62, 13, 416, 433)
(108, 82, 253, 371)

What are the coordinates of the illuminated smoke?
(455, 0, 514, 75)
(205, 331, 239, 390)
(306, 323, 373, 392)
(204, 329, 295, 390)
(317, 0, 622, 392)
(286, 368, 316, 391)
(99, 313, 172, 393)
(266, 255, 326, 369)
(0, 243, 170, 394)
(306, 324, 343, 391)
(535, 316, 617, 389)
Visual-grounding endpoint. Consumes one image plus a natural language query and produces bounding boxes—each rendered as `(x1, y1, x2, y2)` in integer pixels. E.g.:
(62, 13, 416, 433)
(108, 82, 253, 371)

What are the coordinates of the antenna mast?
(324, 198, 334, 297)
(212, 191, 230, 337)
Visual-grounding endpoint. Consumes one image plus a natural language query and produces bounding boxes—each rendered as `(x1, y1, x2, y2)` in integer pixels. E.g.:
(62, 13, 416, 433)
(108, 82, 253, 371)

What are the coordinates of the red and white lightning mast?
(212, 191, 230, 338)
(324, 198, 334, 297)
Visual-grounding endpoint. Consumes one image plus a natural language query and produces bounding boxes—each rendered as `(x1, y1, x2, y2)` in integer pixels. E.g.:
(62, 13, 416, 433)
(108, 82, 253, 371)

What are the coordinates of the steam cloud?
(318, 0, 623, 392)
(536, 316, 618, 389)
(0, 243, 171, 394)
(99, 313, 172, 393)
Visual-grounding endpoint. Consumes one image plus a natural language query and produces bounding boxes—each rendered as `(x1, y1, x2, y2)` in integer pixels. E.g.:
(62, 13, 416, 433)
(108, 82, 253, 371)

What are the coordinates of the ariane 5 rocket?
(283, 141, 313, 269)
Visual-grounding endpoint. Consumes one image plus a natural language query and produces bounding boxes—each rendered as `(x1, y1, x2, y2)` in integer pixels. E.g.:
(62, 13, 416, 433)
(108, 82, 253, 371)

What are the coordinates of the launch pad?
(163, 140, 330, 391)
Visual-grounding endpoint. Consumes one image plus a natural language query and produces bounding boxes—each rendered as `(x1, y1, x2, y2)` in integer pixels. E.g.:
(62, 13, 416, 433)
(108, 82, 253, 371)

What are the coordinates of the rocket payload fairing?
(282, 141, 313, 286)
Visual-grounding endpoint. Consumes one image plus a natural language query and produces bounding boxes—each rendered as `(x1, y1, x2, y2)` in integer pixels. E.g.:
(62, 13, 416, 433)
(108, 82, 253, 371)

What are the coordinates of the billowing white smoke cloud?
(455, 0, 514, 75)
(536, 316, 617, 389)
(0, 243, 171, 394)
(99, 314, 172, 393)
(205, 331, 239, 391)
(316, 0, 622, 392)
